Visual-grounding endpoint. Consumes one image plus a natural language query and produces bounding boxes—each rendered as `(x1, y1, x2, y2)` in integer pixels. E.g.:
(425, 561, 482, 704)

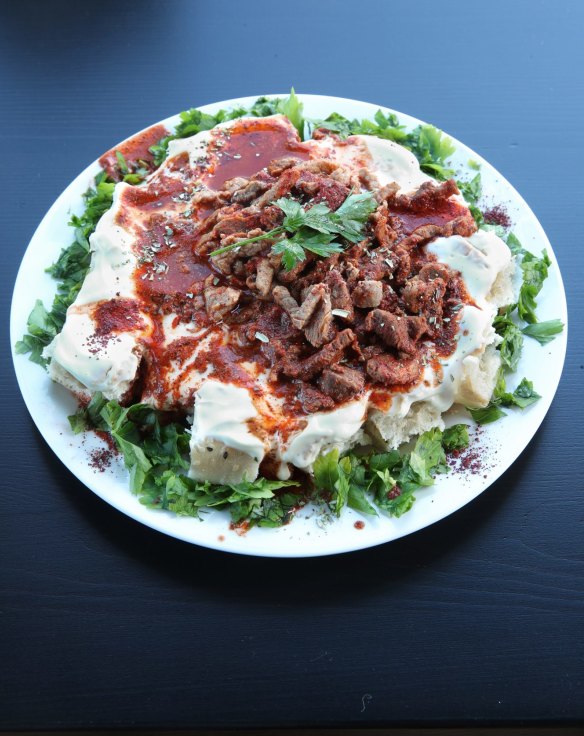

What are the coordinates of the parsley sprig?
(209, 191, 377, 270)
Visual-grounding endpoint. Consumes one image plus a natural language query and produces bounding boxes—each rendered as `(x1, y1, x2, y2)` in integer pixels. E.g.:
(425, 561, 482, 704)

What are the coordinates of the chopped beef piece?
(384, 178, 458, 211)
(300, 159, 339, 176)
(401, 277, 432, 313)
(402, 263, 449, 320)
(366, 353, 422, 386)
(272, 285, 299, 314)
(204, 279, 241, 322)
(260, 204, 285, 230)
(325, 270, 354, 321)
(343, 261, 361, 289)
(294, 170, 320, 197)
(357, 251, 390, 282)
(296, 254, 340, 297)
(418, 262, 452, 284)
(398, 223, 446, 251)
(277, 252, 315, 283)
(290, 285, 326, 329)
(278, 329, 358, 380)
(211, 229, 271, 273)
(211, 248, 239, 275)
(376, 181, 400, 203)
(213, 210, 263, 237)
(358, 166, 381, 193)
(372, 203, 397, 249)
(267, 157, 299, 176)
(312, 179, 349, 210)
(255, 167, 302, 208)
(398, 214, 477, 250)
(330, 166, 361, 190)
(379, 282, 399, 313)
(231, 179, 270, 205)
(297, 384, 336, 413)
(247, 258, 274, 297)
(352, 280, 383, 308)
(359, 343, 385, 360)
(364, 309, 426, 356)
(311, 127, 340, 141)
(391, 246, 411, 286)
(222, 177, 249, 194)
(318, 365, 365, 402)
(191, 188, 229, 208)
(289, 284, 333, 348)
(407, 315, 429, 342)
(305, 301, 334, 348)
(407, 179, 459, 210)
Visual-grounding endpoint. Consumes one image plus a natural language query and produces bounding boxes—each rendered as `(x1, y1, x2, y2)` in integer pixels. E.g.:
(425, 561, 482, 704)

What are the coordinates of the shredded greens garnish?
(16, 91, 564, 526)
(209, 191, 377, 270)
(469, 232, 563, 425)
(15, 172, 115, 366)
(70, 395, 469, 526)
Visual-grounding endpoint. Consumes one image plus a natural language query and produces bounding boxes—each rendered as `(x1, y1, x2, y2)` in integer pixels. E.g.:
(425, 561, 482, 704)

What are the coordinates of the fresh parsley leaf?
(408, 125, 456, 180)
(494, 373, 541, 409)
(115, 150, 129, 174)
(457, 173, 482, 206)
(276, 87, 304, 137)
(499, 321, 524, 371)
(270, 237, 307, 271)
(313, 448, 340, 493)
(509, 378, 541, 408)
(291, 230, 343, 259)
(407, 428, 448, 486)
(468, 159, 481, 170)
(521, 319, 564, 345)
(467, 404, 507, 424)
(347, 483, 378, 517)
(506, 232, 525, 256)
(518, 249, 552, 324)
(442, 424, 470, 452)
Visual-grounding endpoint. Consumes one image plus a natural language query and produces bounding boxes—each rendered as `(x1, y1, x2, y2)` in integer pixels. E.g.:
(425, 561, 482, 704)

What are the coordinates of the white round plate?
(11, 94, 567, 557)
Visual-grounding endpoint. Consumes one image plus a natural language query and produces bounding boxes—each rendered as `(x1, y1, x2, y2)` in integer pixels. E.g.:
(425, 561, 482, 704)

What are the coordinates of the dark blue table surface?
(1, 0, 583, 730)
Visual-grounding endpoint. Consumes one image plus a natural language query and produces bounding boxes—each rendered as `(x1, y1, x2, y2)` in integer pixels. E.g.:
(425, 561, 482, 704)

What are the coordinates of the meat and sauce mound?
(177, 165, 475, 416)
(47, 115, 513, 484)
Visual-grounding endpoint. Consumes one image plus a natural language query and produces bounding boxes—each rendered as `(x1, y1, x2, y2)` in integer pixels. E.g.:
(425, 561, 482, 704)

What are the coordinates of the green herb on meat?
(209, 191, 377, 269)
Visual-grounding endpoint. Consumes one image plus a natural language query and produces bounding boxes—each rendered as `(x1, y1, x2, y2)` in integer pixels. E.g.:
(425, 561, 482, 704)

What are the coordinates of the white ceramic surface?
(10, 94, 568, 558)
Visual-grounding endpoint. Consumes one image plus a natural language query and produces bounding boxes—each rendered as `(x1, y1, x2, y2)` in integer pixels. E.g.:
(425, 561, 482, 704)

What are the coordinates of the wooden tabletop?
(1, 0, 583, 731)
